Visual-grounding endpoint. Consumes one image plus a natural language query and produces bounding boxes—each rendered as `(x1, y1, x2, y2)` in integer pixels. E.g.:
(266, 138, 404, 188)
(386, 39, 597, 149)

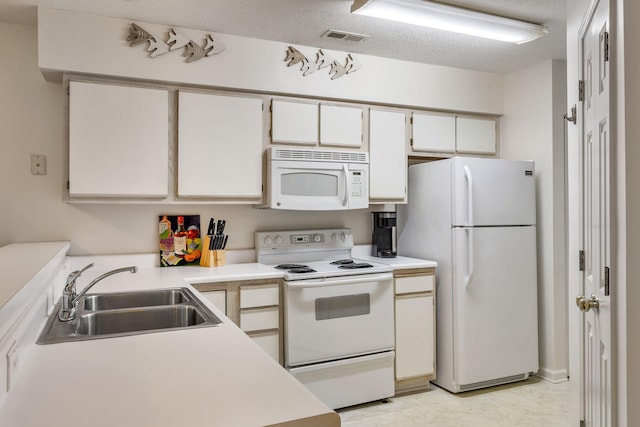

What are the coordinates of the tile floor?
(338, 377, 569, 427)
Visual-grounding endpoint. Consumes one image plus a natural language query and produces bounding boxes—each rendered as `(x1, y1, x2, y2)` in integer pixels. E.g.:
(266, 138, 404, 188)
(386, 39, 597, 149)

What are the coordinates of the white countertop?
(0, 248, 338, 427)
(352, 246, 437, 270)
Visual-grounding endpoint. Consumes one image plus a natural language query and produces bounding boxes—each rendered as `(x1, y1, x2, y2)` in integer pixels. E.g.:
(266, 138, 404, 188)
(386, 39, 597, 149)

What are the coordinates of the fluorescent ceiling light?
(351, 0, 548, 44)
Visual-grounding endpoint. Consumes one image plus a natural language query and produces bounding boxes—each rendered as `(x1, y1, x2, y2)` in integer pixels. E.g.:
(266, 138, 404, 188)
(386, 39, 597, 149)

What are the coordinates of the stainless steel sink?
(77, 306, 207, 336)
(37, 287, 222, 344)
(81, 288, 190, 311)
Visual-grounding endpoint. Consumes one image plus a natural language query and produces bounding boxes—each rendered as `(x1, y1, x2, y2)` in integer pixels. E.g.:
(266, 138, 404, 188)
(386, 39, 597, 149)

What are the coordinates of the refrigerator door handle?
(465, 228, 474, 288)
(463, 165, 474, 226)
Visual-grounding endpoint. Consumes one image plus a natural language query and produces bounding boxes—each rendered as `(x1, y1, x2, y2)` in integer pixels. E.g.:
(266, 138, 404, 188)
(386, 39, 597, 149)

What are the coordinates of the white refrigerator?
(398, 156, 538, 393)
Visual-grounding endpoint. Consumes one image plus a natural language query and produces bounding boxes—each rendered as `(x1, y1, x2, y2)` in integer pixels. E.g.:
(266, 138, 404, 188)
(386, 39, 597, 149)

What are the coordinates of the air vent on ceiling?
(321, 29, 370, 43)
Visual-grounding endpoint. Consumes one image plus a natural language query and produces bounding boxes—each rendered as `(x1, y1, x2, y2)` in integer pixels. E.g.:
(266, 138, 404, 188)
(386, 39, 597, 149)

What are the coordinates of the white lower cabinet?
(194, 280, 282, 364)
(394, 268, 436, 394)
(199, 290, 227, 315)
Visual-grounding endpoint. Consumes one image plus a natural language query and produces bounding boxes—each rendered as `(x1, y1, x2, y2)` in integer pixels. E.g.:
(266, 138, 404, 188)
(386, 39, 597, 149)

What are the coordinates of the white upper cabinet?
(412, 112, 456, 153)
(455, 116, 497, 154)
(68, 81, 169, 197)
(369, 109, 407, 202)
(178, 91, 263, 199)
(271, 99, 363, 148)
(410, 113, 498, 156)
(319, 104, 363, 148)
(271, 99, 319, 145)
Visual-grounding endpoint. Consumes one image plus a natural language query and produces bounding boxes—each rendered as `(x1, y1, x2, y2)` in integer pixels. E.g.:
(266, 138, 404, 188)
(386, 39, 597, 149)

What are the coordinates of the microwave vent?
(272, 148, 368, 163)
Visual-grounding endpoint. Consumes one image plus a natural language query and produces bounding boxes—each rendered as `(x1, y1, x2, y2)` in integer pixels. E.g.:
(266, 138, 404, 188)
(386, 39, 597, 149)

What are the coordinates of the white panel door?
(412, 112, 456, 153)
(395, 294, 434, 379)
(178, 91, 263, 198)
(452, 226, 538, 386)
(271, 99, 319, 145)
(452, 157, 536, 227)
(578, 1, 612, 425)
(456, 117, 497, 154)
(68, 81, 169, 197)
(369, 109, 407, 201)
(319, 104, 363, 148)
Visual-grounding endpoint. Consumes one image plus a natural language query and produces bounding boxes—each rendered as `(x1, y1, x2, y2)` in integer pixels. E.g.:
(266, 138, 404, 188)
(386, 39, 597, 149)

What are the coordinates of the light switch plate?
(6, 341, 18, 392)
(31, 154, 47, 175)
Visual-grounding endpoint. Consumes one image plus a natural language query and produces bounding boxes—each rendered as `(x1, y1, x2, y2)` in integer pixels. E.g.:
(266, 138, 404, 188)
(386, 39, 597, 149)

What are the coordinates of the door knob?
(576, 294, 600, 312)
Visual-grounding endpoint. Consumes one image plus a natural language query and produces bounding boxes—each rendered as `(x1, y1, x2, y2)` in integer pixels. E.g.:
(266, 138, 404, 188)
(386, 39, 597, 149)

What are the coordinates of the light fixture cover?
(351, 0, 548, 44)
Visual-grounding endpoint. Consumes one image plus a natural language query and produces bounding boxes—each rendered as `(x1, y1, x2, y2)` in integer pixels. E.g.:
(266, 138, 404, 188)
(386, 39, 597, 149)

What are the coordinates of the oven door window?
(281, 171, 339, 197)
(315, 293, 370, 320)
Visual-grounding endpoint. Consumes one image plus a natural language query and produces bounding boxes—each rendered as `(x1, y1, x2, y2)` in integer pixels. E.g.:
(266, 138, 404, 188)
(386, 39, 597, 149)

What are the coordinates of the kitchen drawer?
(240, 307, 279, 332)
(249, 331, 280, 362)
(240, 284, 279, 308)
(395, 275, 434, 295)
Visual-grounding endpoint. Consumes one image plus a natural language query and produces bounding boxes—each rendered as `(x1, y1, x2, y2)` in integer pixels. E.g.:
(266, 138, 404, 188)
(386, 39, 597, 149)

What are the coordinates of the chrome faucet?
(58, 263, 138, 321)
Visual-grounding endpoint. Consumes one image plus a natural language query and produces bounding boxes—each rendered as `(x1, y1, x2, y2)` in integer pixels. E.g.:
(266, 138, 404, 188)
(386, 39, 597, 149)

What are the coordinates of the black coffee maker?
(371, 212, 397, 258)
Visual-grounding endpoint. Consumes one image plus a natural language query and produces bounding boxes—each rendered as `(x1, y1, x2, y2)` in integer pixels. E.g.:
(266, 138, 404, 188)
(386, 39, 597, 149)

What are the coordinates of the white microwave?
(260, 147, 369, 211)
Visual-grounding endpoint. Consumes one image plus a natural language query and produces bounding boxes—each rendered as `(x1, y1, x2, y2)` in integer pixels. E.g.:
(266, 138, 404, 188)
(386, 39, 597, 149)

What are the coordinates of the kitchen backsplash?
(60, 204, 393, 256)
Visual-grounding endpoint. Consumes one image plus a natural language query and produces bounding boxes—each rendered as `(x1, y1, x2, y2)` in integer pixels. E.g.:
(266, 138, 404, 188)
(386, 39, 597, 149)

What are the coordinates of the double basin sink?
(37, 288, 223, 344)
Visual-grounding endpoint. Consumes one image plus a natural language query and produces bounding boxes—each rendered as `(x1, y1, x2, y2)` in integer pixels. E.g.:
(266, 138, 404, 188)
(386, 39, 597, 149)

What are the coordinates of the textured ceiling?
(0, 0, 567, 73)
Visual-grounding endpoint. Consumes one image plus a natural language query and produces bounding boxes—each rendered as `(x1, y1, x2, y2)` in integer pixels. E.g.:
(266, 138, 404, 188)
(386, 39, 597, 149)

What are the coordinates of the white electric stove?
(255, 228, 395, 410)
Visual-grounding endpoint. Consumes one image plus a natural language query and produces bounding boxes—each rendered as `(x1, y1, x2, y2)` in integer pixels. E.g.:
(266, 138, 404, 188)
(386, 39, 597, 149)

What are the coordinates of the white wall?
(501, 60, 568, 383)
(620, 0, 640, 423)
(38, 8, 504, 115)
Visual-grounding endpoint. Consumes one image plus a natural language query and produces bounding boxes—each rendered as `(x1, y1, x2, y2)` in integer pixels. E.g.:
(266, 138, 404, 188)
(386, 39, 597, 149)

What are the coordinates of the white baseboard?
(535, 367, 569, 383)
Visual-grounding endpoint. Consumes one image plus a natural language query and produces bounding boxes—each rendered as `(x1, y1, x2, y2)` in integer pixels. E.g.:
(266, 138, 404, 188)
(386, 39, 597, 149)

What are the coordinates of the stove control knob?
(340, 232, 346, 241)
(274, 235, 283, 245)
(264, 236, 273, 246)
(313, 234, 322, 243)
(331, 233, 338, 241)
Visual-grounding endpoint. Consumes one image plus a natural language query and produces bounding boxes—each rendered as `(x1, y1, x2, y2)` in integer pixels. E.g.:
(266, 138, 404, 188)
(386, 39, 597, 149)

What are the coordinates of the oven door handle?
(286, 272, 393, 289)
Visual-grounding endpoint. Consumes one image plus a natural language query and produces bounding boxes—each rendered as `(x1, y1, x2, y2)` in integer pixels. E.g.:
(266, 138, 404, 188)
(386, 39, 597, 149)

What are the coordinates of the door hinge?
(66, 180, 70, 190)
(578, 80, 585, 102)
(579, 250, 585, 271)
(580, 420, 586, 427)
(604, 31, 610, 62)
(604, 266, 610, 296)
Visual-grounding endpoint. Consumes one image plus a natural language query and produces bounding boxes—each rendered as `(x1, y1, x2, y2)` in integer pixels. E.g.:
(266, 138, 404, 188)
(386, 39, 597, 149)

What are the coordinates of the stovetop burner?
(275, 264, 309, 270)
(288, 267, 317, 274)
(330, 259, 355, 265)
(338, 262, 374, 269)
